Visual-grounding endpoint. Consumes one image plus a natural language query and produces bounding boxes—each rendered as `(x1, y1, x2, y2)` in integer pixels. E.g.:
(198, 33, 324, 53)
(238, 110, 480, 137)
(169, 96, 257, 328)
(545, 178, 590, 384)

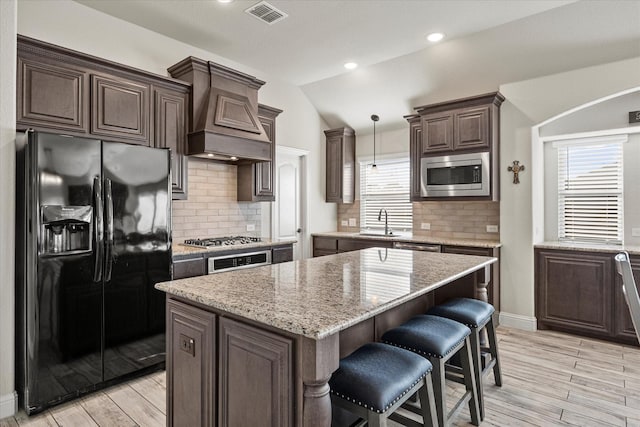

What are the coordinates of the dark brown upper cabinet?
(17, 56, 89, 134)
(91, 74, 150, 145)
(16, 35, 190, 200)
(408, 118, 423, 200)
(154, 87, 189, 199)
(421, 112, 454, 154)
(237, 104, 283, 202)
(324, 127, 355, 204)
(406, 92, 504, 201)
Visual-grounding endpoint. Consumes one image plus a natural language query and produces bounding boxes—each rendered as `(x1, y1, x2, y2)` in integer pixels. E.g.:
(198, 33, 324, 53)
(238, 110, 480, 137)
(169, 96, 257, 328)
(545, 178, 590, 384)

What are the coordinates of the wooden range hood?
(168, 57, 271, 163)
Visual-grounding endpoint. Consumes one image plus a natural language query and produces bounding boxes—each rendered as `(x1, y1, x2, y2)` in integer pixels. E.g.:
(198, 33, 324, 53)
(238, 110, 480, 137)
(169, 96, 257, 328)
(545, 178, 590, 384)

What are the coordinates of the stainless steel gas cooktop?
(182, 236, 262, 248)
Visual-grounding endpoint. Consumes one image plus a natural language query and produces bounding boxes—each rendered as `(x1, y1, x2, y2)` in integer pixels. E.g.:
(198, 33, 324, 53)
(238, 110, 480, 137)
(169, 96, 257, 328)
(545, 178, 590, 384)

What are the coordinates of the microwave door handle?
(93, 177, 104, 282)
(104, 178, 114, 282)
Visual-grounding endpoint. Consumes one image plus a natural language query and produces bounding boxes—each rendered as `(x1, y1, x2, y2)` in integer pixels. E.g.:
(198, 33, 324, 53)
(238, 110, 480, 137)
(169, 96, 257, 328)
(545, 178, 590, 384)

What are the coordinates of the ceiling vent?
(245, 1, 288, 25)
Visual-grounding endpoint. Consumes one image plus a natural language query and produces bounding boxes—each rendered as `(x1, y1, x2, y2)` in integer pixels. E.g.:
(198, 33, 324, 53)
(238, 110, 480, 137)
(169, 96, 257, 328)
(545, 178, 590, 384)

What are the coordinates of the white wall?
(0, 0, 17, 418)
(499, 57, 640, 329)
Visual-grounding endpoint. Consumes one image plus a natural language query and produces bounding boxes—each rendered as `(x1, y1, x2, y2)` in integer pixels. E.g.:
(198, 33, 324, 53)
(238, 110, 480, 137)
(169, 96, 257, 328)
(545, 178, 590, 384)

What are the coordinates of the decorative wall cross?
(508, 160, 525, 184)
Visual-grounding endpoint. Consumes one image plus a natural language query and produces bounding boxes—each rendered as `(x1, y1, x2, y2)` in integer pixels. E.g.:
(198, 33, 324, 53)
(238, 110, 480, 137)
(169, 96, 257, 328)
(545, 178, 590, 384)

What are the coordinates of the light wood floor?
(2, 327, 640, 426)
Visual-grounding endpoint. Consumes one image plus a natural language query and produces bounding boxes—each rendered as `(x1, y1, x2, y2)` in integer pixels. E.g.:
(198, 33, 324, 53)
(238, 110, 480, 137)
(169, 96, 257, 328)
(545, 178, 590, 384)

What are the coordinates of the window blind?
(359, 158, 412, 231)
(557, 139, 623, 244)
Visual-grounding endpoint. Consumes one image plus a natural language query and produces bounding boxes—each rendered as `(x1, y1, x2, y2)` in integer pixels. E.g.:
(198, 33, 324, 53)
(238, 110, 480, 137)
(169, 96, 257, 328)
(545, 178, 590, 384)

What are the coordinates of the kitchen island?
(156, 248, 496, 426)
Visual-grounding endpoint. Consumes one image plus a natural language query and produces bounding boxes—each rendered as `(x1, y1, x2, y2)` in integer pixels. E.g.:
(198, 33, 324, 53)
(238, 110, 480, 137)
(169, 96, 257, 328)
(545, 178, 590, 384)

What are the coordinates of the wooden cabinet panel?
(173, 257, 206, 279)
(453, 106, 490, 151)
(326, 135, 343, 202)
(219, 318, 293, 427)
(409, 118, 423, 201)
(167, 299, 216, 427)
(255, 116, 274, 197)
(238, 104, 282, 202)
(313, 237, 338, 257)
(91, 74, 150, 145)
(614, 255, 640, 340)
(337, 238, 393, 253)
(154, 88, 188, 200)
(421, 113, 454, 154)
(324, 127, 355, 203)
(272, 245, 293, 264)
(17, 58, 88, 133)
(536, 250, 613, 336)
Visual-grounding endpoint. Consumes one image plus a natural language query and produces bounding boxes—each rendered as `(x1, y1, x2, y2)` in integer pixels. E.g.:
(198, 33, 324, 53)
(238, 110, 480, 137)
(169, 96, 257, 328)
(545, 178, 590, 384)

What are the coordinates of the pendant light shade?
(371, 114, 379, 173)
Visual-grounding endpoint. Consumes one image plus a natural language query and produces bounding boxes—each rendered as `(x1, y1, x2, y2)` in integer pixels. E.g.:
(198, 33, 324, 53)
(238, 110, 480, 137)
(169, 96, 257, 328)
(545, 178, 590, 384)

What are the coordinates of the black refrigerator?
(15, 131, 171, 414)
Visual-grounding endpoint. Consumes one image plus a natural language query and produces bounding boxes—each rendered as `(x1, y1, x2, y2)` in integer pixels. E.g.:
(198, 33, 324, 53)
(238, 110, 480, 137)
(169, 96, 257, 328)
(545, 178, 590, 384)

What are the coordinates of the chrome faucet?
(378, 208, 391, 235)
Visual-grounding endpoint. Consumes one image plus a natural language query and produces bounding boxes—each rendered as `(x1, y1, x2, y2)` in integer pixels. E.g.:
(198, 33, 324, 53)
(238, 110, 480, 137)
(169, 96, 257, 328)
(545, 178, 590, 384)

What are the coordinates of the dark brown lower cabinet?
(219, 318, 293, 427)
(167, 299, 216, 427)
(614, 256, 640, 340)
(535, 248, 639, 345)
(272, 245, 294, 264)
(167, 298, 294, 427)
(173, 257, 205, 279)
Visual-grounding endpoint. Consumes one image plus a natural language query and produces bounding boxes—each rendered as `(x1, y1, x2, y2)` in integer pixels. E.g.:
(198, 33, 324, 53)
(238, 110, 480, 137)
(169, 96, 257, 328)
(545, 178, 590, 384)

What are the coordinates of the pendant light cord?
(371, 114, 379, 169)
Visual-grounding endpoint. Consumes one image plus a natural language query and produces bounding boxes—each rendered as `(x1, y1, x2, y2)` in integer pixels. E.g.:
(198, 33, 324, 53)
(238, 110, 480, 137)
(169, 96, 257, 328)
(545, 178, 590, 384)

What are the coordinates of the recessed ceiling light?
(344, 62, 358, 70)
(427, 32, 444, 43)
(217, 0, 233, 3)
(230, 156, 238, 161)
(207, 153, 214, 158)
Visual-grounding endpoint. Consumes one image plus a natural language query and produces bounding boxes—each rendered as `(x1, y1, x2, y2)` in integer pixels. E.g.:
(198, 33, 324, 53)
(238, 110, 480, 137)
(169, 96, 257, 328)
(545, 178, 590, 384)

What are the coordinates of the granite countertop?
(156, 248, 496, 340)
(535, 241, 640, 256)
(172, 238, 297, 258)
(312, 231, 501, 249)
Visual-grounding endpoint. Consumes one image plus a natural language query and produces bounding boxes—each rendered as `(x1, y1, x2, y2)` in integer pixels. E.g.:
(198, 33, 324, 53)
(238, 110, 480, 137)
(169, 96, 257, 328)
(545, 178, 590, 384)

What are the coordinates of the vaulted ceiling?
(75, 0, 640, 133)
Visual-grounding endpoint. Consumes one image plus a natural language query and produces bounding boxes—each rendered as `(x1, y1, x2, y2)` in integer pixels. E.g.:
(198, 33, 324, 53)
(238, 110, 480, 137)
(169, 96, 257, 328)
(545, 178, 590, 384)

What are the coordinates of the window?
(556, 136, 624, 244)
(359, 157, 412, 232)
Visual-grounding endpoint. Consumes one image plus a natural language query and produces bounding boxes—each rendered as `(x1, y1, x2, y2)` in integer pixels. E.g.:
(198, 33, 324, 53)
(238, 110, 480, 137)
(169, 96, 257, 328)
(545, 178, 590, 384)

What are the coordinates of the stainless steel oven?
(421, 152, 490, 197)
(207, 250, 271, 274)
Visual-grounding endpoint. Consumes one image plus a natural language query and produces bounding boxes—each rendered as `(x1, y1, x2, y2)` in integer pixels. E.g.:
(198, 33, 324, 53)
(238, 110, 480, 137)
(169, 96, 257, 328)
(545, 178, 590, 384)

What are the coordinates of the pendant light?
(371, 114, 379, 173)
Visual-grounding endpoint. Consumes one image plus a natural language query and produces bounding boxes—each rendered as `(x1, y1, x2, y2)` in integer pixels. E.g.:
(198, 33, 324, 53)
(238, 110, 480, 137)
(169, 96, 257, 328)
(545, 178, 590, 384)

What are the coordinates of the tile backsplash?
(337, 200, 500, 240)
(172, 158, 261, 242)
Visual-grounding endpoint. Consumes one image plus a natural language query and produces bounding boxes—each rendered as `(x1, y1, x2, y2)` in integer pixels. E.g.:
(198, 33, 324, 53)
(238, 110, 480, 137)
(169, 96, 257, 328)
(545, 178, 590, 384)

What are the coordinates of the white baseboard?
(0, 391, 17, 419)
(499, 312, 537, 331)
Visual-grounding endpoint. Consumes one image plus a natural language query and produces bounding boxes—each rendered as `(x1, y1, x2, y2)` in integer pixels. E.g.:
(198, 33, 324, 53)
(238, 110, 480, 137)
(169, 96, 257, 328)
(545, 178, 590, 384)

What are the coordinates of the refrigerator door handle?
(105, 178, 114, 282)
(93, 177, 104, 282)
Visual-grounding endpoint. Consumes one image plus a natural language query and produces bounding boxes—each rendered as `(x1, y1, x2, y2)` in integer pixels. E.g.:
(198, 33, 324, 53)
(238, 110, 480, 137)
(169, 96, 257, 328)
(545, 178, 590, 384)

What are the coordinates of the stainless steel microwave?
(421, 152, 490, 197)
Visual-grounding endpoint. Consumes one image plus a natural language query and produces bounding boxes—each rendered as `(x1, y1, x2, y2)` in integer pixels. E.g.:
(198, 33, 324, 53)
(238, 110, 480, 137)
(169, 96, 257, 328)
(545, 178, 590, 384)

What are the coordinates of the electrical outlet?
(348, 218, 357, 227)
(421, 222, 431, 230)
(246, 223, 255, 232)
(632, 228, 640, 237)
(341, 220, 348, 226)
(486, 225, 499, 233)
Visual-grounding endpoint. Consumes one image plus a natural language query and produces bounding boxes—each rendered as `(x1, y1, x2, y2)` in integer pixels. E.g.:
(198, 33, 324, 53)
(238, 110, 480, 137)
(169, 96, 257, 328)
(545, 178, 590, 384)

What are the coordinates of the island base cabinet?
(167, 299, 216, 427)
(219, 318, 294, 427)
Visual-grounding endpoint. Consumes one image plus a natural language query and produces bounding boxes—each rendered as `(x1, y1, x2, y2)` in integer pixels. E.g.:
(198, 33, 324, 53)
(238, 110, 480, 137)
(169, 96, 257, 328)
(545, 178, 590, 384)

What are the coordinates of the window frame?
(359, 156, 412, 233)
(555, 136, 625, 245)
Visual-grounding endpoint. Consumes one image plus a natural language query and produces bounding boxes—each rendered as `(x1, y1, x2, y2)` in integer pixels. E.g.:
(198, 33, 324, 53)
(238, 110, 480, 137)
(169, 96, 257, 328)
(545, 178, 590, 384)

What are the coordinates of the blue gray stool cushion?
(329, 342, 433, 413)
(380, 315, 471, 358)
(427, 297, 494, 328)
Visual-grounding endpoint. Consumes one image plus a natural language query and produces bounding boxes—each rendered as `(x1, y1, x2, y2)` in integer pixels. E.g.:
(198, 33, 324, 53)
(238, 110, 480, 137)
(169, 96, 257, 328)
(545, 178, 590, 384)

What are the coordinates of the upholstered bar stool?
(329, 342, 438, 427)
(427, 298, 502, 420)
(382, 315, 480, 427)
